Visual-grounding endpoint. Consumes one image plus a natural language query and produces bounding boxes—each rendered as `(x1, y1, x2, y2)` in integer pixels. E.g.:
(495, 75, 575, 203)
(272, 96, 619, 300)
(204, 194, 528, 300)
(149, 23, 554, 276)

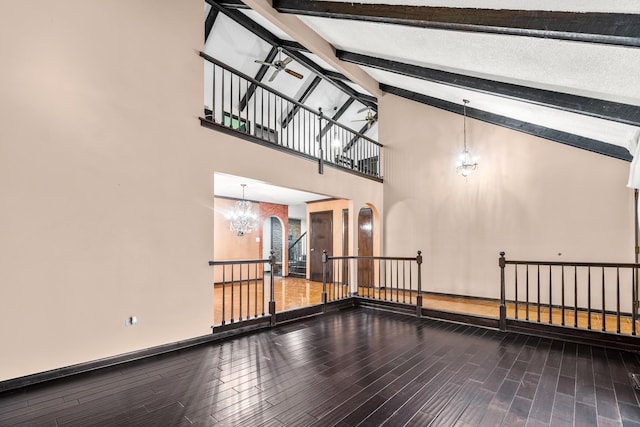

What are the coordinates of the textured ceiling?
(205, 0, 640, 164)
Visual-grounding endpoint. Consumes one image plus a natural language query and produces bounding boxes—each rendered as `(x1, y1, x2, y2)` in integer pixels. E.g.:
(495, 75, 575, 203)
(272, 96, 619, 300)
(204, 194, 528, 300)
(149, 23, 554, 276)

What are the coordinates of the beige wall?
(0, 1, 382, 382)
(1, 0, 632, 383)
(380, 94, 635, 300)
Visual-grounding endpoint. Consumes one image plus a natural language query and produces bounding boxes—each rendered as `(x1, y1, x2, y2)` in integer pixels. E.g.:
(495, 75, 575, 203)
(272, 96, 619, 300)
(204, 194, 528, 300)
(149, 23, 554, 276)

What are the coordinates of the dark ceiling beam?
(207, 1, 281, 46)
(273, 0, 640, 48)
(206, 0, 377, 110)
(282, 76, 322, 128)
(382, 84, 632, 162)
(239, 47, 279, 111)
(323, 69, 349, 82)
(338, 50, 640, 127)
(278, 39, 310, 53)
(285, 49, 377, 110)
(204, 7, 219, 42)
(344, 113, 377, 152)
(212, 0, 250, 9)
(317, 98, 356, 141)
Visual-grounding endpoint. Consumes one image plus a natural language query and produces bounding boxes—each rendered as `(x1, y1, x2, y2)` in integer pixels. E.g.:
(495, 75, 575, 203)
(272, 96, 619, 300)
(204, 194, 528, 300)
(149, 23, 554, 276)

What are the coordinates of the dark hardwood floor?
(2, 308, 640, 426)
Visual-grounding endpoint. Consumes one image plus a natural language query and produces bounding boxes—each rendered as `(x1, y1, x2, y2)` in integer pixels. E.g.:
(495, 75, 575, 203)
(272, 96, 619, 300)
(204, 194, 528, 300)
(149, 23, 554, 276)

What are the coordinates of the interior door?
(310, 211, 333, 282)
(342, 209, 349, 285)
(358, 207, 373, 287)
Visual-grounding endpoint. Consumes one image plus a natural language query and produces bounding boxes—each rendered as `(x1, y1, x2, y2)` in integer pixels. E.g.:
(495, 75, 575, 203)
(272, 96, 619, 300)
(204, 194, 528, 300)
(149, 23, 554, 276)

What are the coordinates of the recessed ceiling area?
(214, 172, 330, 205)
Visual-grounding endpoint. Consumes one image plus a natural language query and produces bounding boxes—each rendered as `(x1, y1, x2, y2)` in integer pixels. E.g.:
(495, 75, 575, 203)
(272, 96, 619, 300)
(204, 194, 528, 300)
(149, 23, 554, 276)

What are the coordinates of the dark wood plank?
(3, 308, 640, 427)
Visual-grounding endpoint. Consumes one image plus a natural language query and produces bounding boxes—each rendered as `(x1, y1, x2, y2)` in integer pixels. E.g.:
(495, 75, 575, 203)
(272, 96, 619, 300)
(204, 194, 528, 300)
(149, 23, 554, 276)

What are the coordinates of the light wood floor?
(213, 276, 640, 335)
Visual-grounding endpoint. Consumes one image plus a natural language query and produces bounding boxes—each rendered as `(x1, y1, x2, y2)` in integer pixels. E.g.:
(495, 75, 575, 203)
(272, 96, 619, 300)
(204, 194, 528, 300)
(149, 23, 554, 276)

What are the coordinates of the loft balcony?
(199, 52, 384, 181)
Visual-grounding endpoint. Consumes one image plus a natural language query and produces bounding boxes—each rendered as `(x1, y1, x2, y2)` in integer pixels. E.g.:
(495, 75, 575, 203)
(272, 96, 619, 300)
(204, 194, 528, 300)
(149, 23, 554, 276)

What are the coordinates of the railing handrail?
(504, 259, 640, 269)
(209, 258, 270, 266)
(288, 231, 307, 250)
(199, 51, 383, 148)
(327, 255, 418, 262)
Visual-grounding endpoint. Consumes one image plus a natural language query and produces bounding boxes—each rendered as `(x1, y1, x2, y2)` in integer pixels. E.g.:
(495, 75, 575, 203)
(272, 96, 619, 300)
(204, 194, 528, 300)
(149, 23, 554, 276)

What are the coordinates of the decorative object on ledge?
(456, 99, 478, 177)
(227, 184, 258, 236)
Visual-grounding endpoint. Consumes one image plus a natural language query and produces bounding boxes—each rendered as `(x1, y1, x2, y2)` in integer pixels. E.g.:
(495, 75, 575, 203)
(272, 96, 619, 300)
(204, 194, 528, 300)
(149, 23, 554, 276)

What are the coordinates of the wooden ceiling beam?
(382, 84, 632, 162)
(338, 50, 640, 127)
(204, 7, 219, 42)
(207, 1, 377, 110)
(273, 0, 640, 48)
(282, 76, 322, 128)
(239, 47, 279, 111)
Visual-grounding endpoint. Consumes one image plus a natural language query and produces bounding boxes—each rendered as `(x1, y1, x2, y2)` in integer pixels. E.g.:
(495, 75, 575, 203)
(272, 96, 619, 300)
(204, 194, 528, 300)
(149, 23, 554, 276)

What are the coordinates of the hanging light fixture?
(456, 99, 478, 177)
(331, 127, 343, 149)
(228, 184, 258, 236)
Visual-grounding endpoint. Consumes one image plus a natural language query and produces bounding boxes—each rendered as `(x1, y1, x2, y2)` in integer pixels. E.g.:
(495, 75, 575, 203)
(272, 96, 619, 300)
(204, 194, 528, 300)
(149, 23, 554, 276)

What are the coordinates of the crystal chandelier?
(228, 184, 258, 236)
(456, 99, 478, 177)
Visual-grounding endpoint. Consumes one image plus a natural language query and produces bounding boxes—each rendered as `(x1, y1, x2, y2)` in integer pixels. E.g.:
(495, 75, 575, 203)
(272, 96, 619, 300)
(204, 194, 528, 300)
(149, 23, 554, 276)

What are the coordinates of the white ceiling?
(204, 9, 378, 139)
(205, 0, 640, 159)
(214, 172, 330, 205)
(312, 0, 640, 13)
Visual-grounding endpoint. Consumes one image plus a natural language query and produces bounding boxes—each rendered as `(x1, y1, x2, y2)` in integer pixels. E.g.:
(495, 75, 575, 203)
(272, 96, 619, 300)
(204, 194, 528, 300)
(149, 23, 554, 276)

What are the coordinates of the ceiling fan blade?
(357, 107, 371, 114)
(269, 69, 281, 82)
(255, 60, 273, 66)
(281, 57, 293, 66)
(285, 69, 304, 79)
(351, 119, 368, 122)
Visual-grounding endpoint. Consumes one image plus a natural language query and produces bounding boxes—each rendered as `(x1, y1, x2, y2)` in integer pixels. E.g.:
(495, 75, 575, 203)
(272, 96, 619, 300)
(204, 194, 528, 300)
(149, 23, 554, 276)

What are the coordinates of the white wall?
(380, 94, 635, 300)
(0, 0, 382, 382)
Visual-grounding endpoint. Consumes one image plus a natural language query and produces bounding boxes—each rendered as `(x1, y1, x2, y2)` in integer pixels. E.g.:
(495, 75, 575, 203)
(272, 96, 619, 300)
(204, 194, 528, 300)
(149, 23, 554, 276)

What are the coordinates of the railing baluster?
(526, 265, 529, 321)
(561, 265, 565, 326)
(574, 266, 578, 328)
(537, 265, 540, 322)
(221, 69, 225, 124)
(549, 265, 552, 324)
(633, 268, 637, 336)
(616, 267, 620, 334)
(514, 265, 518, 320)
(246, 263, 250, 319)
(222, 265, 226, 325)
(602, 267, 606, 332)
(409, 259, 413, 304)
(231, 264, 234, 323)
(402, 260, 406, 304)
(239, 264, 243, 321)
(254, 263, 258, 319)
(587, 267, 591, 330)
(262, 260, 265, 317)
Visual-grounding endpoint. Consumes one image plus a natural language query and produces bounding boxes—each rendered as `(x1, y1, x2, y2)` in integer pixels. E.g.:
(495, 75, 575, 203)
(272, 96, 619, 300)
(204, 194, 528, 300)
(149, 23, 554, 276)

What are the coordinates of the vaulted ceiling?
(205, 0, 640, 162)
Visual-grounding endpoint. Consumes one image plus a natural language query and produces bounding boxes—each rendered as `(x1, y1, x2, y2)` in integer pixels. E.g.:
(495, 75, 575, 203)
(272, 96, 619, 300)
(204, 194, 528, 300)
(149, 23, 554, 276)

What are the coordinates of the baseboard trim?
(0, 332, 229, 394)
(4, 296, 636, 394)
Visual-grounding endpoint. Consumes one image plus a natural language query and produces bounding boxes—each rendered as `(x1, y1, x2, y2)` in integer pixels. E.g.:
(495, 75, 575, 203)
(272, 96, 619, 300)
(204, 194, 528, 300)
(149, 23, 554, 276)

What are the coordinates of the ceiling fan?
(255, 47, 304, 82)
(352, 107, 378, 129)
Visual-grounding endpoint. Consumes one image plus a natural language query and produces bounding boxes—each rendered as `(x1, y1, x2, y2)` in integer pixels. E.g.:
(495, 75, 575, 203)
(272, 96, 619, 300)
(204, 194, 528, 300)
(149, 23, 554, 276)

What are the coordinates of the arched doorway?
(358, 207, 373, 287)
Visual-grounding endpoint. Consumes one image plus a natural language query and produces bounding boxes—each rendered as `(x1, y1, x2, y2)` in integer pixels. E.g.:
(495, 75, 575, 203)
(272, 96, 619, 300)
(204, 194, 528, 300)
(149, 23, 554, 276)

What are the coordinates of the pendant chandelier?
(456, 99, 478, 177)
(229, 184, 258, 236)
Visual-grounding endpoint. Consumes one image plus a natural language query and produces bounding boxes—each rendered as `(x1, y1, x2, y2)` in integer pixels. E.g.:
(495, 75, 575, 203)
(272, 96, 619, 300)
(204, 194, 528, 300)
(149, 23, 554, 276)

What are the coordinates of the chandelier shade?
(227, 184, 258, 236)
(456, 99, 478, 177)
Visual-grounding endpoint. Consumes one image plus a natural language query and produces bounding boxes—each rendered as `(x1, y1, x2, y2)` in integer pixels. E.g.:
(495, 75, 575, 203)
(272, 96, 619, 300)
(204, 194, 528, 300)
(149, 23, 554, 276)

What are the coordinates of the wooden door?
(341, 209, 349, 285)
(358, 207, 373, 287)
(310, 211, 333, 282)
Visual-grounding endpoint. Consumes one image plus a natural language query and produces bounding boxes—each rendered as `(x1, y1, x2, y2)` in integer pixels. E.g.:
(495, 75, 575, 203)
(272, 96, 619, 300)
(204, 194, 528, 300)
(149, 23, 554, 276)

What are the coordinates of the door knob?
(310, 248, 315, 251)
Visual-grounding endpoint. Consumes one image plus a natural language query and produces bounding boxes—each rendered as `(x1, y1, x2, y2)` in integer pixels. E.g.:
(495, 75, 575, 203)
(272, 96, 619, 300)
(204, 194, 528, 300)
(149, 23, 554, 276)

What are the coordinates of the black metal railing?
(288, 232, 307, 278)
(209, 252, 276, 329)
(499, 251, 640, 335)
(323, 250, 423, 315)
(200, 52, 383, 180)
